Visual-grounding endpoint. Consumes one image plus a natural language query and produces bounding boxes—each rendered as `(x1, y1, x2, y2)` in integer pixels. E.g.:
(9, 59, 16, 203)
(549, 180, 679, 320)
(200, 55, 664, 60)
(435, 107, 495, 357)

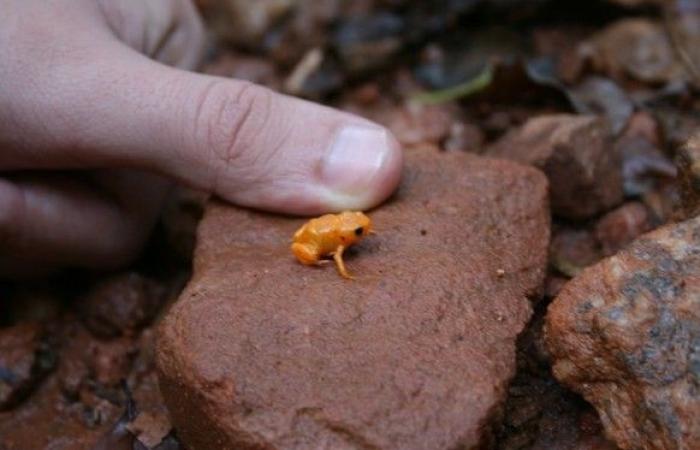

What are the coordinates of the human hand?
(0, 0, 403, 277)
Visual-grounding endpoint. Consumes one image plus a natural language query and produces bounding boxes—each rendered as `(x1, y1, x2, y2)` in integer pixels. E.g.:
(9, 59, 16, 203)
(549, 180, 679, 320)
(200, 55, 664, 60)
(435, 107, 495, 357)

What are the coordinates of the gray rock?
(546, 216, 700, 450)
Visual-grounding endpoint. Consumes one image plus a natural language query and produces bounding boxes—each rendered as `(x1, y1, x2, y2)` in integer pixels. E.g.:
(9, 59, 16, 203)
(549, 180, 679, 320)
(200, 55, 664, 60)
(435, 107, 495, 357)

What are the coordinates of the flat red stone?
(157, 148, 549, 449)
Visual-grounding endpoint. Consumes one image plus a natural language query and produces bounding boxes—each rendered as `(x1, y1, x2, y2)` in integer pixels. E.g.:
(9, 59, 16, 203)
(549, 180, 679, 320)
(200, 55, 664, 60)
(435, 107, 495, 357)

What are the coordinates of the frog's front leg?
(332, 245, 353, 279)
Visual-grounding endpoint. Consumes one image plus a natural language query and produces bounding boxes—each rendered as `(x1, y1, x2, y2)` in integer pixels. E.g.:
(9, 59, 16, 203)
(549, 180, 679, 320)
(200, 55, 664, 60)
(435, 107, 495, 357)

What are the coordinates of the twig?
(284, 48, 324, 96)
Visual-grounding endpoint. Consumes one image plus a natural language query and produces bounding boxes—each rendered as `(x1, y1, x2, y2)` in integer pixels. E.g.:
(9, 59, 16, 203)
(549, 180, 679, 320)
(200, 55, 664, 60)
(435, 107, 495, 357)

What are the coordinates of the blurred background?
(1, 0, 699, 449)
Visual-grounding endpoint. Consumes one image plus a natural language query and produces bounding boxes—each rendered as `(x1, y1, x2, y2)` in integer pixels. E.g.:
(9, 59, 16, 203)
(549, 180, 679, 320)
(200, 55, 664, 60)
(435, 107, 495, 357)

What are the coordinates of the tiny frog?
(291, 211, 373, 279)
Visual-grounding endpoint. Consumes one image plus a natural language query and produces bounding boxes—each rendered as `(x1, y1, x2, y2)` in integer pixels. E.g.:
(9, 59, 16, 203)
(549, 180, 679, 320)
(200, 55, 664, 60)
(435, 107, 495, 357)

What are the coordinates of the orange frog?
(291, 211, 373, 279)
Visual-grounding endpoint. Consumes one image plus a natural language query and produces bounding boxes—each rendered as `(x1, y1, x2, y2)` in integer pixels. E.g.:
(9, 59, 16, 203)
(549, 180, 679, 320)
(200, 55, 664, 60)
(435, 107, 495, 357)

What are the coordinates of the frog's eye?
(355, 227, 364, 236)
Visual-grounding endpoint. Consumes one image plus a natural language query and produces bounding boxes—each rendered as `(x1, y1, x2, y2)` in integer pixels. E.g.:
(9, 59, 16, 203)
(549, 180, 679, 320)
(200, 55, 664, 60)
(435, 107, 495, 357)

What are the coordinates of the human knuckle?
(193, 80, 273, 169)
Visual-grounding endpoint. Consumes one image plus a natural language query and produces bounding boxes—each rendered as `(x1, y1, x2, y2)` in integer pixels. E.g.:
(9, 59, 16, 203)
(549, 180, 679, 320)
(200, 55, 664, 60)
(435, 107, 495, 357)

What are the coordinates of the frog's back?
(293, 213, 336, 242)
(311, 214, 342, 233)
(313, 214, 346, 252)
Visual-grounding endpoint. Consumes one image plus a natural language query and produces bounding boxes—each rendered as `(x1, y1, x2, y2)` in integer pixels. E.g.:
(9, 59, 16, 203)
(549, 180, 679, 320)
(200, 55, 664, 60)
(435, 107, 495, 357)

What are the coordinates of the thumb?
(159, 70, 404, 214)
(1, 41, 402, 215)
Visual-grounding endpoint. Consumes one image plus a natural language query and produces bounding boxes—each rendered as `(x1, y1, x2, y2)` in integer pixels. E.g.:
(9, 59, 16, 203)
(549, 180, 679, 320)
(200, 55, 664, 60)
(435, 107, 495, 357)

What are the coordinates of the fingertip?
(318, 124, 403, 212)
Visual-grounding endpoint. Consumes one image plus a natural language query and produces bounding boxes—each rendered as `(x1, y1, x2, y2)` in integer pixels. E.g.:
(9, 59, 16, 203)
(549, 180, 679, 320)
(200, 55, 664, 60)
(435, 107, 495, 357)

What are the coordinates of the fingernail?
(320, 124, 399, 208)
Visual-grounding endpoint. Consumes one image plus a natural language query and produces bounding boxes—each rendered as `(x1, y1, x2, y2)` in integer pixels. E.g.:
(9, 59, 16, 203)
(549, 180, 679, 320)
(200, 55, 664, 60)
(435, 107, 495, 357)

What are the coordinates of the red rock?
(87, 338, 137, 387)
(443, 121, 484, 153)
(594, 201, 653, 256)
(340, 90, 455, 150)
(546, 216, 700, 450)
(385, 102, 458, 147)
(157, 148, 550, 449)
(77, 273, 167, 338)
(55, 323, 94, 399)
(488, 114, 623, 219)
(581, 18, 685, 84)
(0, 323, 54, 410)
(676, 134, 700, 220)
(57, 356, 89, 400)
(622, 111, 663, 148)
(550, 227, 602, 278)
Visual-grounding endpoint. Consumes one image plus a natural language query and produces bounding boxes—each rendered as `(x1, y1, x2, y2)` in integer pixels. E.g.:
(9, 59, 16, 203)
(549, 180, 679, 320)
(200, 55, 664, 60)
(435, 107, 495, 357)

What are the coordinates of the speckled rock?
(156, 148, 550, 450)
(488, 114, 623, 219)
(546, 217, 700, 450)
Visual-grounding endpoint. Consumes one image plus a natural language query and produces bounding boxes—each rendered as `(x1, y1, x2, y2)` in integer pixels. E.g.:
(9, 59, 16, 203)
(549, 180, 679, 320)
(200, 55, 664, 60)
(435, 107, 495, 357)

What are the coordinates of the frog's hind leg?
(291, 243, 320, 266)
(332, 245, 353, 279)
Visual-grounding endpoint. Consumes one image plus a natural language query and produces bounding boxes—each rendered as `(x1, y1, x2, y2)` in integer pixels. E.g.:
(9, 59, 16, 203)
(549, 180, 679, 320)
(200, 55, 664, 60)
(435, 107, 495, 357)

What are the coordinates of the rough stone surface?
(546, 217, 700, 450)
(86, 337, 138, 387)
(549, 227, 602, 278)
(676, 134, 700, 220)
(384, 102, 458, 147)
(582, 18, 684, 84)
(157, 149, 550, 450)
(594, 201, 653, 256)
(488, 114, 623, 219)
(0, 324, 55, 411)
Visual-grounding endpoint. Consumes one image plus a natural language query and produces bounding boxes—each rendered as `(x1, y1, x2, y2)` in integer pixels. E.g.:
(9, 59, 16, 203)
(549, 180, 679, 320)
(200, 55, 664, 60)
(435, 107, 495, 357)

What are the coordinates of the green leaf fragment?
(412, 65, 494, 105)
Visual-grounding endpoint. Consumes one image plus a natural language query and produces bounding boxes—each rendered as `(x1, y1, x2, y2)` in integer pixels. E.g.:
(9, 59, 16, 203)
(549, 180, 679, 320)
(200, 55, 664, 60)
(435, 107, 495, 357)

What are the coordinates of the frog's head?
(339, 211, 372, 244)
